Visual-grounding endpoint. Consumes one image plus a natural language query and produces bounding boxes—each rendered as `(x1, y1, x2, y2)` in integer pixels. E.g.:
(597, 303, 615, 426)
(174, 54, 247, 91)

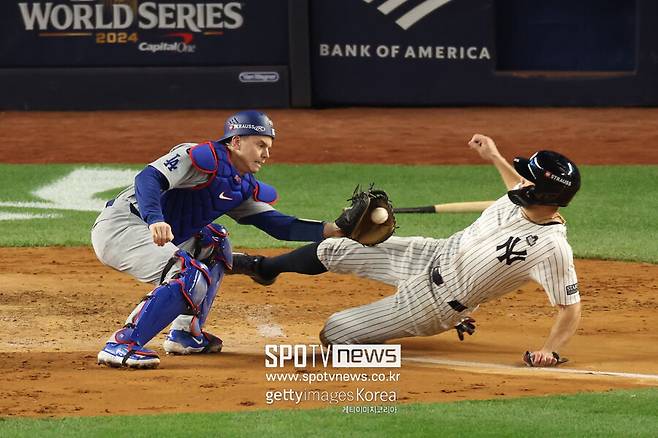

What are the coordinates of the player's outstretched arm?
(237, 208, 344, 242)
(468, 134, 522, 190)
(527, 302, 581, 366)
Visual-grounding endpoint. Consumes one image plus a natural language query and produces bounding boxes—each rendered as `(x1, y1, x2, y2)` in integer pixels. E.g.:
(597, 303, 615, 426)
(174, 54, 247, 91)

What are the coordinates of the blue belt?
(105, 198, 142, 219)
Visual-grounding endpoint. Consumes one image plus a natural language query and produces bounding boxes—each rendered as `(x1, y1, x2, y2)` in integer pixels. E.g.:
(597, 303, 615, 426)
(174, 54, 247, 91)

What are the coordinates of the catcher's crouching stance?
(93, 110, 346, 369)
(232, 134, 583, 368)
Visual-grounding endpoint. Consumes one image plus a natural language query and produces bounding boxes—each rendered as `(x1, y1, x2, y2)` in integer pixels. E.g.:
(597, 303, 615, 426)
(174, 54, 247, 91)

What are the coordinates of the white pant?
(317, 237, 467, 344)
(91, 198, 201, 331)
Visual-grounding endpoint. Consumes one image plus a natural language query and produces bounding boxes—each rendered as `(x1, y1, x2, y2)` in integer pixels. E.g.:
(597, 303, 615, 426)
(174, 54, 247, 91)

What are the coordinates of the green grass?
(2, 388, 658, 437)
(0, 164, 656, 262)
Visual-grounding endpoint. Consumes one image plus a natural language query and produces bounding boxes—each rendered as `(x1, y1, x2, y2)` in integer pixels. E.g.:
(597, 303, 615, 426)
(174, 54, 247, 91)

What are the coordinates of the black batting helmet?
(508, 150, 581, 207)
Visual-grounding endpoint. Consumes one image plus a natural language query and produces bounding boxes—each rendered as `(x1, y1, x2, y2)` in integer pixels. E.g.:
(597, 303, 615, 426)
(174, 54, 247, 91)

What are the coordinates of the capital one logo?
(362, 0, 454, 30)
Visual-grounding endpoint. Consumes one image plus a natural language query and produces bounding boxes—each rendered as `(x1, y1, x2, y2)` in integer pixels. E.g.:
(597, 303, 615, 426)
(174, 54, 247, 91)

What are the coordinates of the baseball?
(370, 207, 389, 224)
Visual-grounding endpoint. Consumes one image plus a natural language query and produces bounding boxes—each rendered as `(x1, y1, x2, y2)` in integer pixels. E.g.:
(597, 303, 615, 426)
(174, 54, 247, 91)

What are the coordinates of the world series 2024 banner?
(0, 0, 288, 67)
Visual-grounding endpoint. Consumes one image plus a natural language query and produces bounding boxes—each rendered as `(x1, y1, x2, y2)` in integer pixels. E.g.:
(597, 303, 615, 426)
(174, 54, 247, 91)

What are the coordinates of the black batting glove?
(454, 317, 476, 341)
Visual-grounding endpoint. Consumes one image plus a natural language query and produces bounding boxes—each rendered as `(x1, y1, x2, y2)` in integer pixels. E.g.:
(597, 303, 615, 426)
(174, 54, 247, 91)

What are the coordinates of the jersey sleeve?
(226, 197, 276, 220)
(235, 210, 325, 242)
(149, 143, 210, 189)
(529, 236, 580, 306)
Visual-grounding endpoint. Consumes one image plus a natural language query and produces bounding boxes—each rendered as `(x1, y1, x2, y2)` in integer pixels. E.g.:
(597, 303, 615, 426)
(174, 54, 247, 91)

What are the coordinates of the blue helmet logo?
(219, 110, 275, 143)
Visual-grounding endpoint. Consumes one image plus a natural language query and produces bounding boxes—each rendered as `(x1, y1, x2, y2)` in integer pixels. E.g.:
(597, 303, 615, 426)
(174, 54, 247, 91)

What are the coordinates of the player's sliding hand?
(149, 222, 174, 246)
(523, 350, 566, 367)
(468, 134, 501, 161)
(454, 317, 476, 341)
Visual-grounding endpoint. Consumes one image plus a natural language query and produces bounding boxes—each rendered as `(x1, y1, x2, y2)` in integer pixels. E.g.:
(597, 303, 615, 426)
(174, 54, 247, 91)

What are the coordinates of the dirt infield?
(1, 108, 657, 417)
(2, 108, 658, 165)
(1, 248, 657, 417)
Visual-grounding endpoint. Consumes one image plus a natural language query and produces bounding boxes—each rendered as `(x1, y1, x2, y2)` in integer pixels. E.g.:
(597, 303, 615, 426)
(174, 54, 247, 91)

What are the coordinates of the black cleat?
(229, 253, 278, 286)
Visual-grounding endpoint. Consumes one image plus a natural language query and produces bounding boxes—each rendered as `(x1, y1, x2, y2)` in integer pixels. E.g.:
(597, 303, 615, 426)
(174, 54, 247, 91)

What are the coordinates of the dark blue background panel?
(495, 0, 637, 71)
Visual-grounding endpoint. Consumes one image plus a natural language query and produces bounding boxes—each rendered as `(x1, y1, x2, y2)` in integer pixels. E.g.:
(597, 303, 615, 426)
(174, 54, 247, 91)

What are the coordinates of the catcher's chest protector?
(161, 143, 261, 245)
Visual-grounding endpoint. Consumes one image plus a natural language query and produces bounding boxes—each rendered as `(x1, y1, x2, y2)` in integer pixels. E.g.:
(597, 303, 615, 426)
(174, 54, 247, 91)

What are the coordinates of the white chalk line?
(214, 346, 658, 383)
(0, 212, 62, 221)
(405, 356, 658, 382)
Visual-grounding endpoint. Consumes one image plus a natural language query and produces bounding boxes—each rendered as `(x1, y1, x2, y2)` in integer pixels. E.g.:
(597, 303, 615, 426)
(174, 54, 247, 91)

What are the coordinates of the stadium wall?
(1, 0, 656, 109)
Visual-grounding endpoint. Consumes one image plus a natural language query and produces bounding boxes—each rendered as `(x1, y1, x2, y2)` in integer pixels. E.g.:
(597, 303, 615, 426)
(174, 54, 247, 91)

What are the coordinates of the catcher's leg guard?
(165, 261, 227, 354)
(167, 225, 232, 354)
(98, 250, 215, 368)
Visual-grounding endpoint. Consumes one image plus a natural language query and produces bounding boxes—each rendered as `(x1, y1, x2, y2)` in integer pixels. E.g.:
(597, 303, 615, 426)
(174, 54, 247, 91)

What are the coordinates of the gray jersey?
(91, 143, 275, 284)
(92, 142, 282, 333)
(114, 143, 274, 222)
(317, 192, 579, 344)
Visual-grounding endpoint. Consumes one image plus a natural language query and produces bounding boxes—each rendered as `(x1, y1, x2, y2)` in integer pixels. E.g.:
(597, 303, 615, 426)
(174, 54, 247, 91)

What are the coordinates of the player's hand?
(149, 222, 174, 246)
(323, 222, 346, 238)
(468, 134, 501, 161)
(454, 317, 476, 341)
(523, 350, 564, 367)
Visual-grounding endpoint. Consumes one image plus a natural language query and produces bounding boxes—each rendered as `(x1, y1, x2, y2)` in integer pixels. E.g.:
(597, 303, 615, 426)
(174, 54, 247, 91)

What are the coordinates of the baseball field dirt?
(1, 108, 658, 417)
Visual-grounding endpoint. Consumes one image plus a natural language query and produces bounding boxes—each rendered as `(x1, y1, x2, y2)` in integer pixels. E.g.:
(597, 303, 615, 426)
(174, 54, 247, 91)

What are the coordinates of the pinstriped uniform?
(317, 192, 580, 344)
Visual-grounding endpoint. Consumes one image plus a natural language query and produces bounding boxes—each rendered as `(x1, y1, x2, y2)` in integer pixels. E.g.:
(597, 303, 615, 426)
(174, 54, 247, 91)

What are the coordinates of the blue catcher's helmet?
(508, 150, 581, 207)
(218, 110, 276, 143)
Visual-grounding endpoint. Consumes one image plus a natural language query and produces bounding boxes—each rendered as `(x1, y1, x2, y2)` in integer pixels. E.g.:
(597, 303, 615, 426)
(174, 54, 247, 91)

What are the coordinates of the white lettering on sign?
(18, 1, 244, 32)
(320, 43, 490, 61)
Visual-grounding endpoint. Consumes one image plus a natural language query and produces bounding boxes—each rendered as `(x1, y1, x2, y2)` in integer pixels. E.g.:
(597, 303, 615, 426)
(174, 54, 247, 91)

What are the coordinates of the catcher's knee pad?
(123, 250, 222, 346)
(194, 224, 233, 269)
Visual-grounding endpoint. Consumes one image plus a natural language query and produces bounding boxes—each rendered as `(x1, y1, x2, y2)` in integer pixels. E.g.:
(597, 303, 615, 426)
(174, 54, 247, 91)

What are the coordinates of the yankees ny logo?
(496, 236, 527, 265)
(163, 153, 181, 171)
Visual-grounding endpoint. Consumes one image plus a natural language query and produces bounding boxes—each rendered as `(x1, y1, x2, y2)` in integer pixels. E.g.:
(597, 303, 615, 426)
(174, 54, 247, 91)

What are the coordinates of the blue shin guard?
(186, 224, 232, 335)
(101, 249, 232, 366)
(189, 261, 225, 335)
(123, 250, 213, 346)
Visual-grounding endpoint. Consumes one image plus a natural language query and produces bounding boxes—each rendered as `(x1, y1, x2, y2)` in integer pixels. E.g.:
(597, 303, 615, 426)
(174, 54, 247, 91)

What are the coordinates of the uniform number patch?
(164, 153, 181, 171)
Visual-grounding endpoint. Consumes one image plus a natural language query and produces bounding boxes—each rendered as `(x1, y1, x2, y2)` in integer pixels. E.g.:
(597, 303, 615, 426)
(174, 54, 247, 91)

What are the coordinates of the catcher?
(91, 110, 346, 369)
(231, 134, 582, 368)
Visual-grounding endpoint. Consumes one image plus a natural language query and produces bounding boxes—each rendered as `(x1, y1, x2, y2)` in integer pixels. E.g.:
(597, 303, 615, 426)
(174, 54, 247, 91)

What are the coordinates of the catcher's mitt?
(335, 185, 396, 246)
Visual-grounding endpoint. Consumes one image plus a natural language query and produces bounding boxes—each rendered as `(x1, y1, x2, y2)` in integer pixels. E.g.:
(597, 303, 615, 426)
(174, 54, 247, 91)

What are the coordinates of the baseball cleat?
(97, 342, 160, 369)
(163, 329, 223, 355)
(229, 253, 278, 286)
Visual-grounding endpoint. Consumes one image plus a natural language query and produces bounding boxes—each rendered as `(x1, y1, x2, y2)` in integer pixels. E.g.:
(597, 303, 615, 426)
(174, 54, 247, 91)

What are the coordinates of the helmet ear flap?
(508, 186, 535, 207)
